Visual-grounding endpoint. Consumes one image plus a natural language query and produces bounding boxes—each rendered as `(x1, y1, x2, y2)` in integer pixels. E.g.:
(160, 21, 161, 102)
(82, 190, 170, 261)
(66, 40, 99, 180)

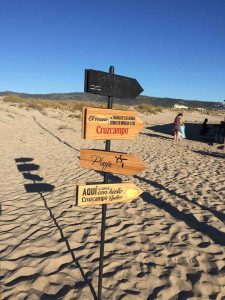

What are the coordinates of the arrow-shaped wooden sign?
(76, 182, 143, 206)
(80, 149, 147, 176)
(82, 107, 144, 140)
(84, 69, 144, 98)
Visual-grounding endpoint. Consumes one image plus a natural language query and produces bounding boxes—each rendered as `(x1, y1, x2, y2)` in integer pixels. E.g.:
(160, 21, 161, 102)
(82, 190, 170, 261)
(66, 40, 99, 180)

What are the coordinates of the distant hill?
(0, 91, 224, 110)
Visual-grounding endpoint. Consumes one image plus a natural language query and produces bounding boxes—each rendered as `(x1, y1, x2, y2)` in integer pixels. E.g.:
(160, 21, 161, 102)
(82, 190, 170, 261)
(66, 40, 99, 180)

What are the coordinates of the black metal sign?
(84, 69, 143, 98)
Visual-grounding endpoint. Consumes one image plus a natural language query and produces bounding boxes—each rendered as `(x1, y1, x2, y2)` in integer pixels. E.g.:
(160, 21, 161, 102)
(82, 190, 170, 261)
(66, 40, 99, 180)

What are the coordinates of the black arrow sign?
(84, 69, 144, 99)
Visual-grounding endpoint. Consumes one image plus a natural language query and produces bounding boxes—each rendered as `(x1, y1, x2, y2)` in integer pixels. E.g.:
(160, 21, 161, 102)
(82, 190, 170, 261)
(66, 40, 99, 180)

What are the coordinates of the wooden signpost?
(80, 149, 146, 176)
(82, 107, 143, 140)
(76, 182, 143, 206)
(77, 66, 144, 300)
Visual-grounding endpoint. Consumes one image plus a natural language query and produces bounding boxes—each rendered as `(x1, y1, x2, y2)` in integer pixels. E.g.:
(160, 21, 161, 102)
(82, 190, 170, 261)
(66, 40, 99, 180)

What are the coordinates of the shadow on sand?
(147, 122, 216, 144)
(141, 132, 173, 140)
(15, 157, 54, 193)
(15, 157, 98, 300)
(103, 172, 225, 247)
(141, 191, 225, 247)
(192, 149, 225, 159)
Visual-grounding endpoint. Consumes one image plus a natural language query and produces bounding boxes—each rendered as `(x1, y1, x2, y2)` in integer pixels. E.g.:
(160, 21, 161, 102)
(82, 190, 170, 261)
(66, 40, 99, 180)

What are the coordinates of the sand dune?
(0, 99, 225, 299)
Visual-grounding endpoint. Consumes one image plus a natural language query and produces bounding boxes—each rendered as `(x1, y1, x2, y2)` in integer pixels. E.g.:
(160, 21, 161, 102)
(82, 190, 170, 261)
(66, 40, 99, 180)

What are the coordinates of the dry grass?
(3, 95, 224, 117)
(135, 103, 163, 114)
(3, 95, 105, 112)
(3, 94, 164, 115)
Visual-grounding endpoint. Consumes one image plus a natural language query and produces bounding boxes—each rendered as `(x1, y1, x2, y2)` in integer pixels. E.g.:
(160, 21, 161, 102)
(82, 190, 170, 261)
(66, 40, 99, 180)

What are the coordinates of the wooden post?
(98, 66, 114, 300)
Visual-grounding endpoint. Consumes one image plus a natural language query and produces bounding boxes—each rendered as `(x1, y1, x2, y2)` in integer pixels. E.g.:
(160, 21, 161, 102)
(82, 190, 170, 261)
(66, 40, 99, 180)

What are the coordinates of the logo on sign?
(87, 114, 137, 136)
(91, 154, 128, 171)
(81, 185, 123, 203)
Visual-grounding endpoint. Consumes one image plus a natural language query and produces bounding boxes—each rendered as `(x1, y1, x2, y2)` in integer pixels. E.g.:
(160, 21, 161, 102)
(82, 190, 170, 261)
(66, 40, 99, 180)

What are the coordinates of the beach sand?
(0, 99, 225, 300)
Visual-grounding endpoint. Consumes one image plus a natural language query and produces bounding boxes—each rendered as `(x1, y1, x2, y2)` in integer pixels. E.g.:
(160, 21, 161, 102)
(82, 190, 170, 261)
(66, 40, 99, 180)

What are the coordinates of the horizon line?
(0, 90, 224, 103)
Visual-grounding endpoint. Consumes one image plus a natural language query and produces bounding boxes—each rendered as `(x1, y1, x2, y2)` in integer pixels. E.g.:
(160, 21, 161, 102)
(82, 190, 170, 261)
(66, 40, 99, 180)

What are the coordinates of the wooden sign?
(80, 149, 147, 176)
(84, 69, 143, 98)
(82, 107, 144, 140)
(76, 182, 143, 206)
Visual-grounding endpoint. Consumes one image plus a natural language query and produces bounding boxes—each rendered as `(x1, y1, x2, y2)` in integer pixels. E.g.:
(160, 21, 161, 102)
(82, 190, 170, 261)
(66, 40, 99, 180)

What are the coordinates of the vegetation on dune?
(3, 94, 224, 116)
(3, 94, 164, 114)
(1, 91, 224, 110)
(3, 95, 105, 111)
(135, 103, 163, 114)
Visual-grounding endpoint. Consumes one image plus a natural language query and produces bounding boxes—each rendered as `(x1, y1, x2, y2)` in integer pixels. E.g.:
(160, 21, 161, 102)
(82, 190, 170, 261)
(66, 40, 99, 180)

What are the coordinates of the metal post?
(98, 66, 114, 300)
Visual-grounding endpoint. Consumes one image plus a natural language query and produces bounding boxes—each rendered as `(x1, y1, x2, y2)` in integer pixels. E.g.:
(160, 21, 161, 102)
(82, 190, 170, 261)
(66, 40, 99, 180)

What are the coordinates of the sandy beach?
(0, 99, 225, 300)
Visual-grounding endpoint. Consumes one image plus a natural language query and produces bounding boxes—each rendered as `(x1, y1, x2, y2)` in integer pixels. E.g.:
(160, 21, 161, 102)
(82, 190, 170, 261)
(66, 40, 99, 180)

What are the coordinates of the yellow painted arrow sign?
(76, 182, 144, 206)
(82, 107, 144, 140)
(80, 149, 147, 176)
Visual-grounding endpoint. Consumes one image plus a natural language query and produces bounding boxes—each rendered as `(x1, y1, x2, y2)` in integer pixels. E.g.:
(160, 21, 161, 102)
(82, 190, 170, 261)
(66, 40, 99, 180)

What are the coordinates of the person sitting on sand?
(221, 120, 225, 149)
(173, 113, 184, 142)
(222, 116, 225, 149)
(200, 118, 210, 135)
(215, 121, 225, 144)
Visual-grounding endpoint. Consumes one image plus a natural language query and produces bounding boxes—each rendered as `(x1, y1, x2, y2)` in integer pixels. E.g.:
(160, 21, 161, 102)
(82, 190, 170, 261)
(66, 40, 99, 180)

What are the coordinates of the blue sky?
(0, 0, 225, 102)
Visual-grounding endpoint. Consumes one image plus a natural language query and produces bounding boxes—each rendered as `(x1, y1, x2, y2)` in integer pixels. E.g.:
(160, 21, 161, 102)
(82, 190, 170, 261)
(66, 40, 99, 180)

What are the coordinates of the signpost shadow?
(15, 157, 98, 299)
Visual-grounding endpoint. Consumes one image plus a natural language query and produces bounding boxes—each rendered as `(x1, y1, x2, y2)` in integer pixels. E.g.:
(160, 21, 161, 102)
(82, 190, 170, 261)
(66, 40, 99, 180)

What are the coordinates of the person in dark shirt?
(200, 118, 210, 135)
(215, 120, 225, 147)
